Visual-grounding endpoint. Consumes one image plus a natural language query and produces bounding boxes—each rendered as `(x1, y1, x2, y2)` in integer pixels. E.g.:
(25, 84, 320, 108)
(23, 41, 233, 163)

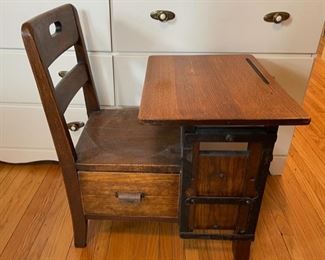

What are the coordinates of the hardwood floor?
(0, 53, 324, 259)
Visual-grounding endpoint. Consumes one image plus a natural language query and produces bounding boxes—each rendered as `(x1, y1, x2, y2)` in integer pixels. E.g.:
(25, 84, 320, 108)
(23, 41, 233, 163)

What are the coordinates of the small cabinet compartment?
(79, 171, 180, 219)
(194, 153, 249, 229)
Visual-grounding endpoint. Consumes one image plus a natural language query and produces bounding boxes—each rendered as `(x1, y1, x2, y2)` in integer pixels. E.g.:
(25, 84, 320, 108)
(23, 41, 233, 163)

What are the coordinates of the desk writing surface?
(138, 55, 310, 126)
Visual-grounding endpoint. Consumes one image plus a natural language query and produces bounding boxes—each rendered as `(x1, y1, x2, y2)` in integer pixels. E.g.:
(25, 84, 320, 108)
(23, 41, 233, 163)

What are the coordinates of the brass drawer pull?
(67, 121, 85, 131)
(115, 192, 144, 203)
(150, 10, 175, 22)
(264, 12, 290, 24)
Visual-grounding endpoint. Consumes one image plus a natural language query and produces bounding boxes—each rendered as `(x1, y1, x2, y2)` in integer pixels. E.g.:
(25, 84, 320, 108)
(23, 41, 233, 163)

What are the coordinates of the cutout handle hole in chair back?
(49, 21, 62, 37)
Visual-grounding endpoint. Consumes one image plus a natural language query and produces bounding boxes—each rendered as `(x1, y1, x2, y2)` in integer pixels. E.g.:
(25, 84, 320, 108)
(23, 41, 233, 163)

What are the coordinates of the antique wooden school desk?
(139, 55, 310, 260)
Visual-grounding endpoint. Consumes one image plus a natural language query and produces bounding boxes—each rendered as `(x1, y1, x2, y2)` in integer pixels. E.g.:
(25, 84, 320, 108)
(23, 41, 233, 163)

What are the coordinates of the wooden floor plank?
(158, 222, 185, 260)
(257, 197, 292, 260)
(0, 164, 62, 260)
(106, 221, 159, 260)
(66, 220, 112, 260)
(0, 164, 14, 185)
(287, 149, 325, 224)
(268, 174, 325, 260)
(25, 180, 72, 260)
(0, 164, 50, 255)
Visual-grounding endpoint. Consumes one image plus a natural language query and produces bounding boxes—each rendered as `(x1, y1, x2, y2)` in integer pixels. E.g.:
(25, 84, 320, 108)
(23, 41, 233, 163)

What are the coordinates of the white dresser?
(0, 0, 324, 174)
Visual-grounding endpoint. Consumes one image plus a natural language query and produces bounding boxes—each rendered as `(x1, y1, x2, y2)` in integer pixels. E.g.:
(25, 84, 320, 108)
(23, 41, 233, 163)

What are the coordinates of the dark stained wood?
(196, 155, 248, 196)
(21, 4, 181, 248)
(21, 6, 79, 68)
(72, 6, 100, 115)
(232, 142, 263, 259)
(55, 63, 88, 114)
(193, 154, 248, 229)
(21, 4, 92, 247)
(139, 55, 310, 126)
(79, 171, 179, 219)
(76, 108, 180, 173)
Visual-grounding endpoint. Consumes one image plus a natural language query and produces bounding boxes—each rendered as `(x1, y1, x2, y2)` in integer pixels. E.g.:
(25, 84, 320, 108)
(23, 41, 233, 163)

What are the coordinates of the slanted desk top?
(139, 55, 310, 126)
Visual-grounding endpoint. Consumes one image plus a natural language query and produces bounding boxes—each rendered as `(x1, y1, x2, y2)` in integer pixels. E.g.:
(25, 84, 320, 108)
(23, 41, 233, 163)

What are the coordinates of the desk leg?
(232, 241, 251, 260)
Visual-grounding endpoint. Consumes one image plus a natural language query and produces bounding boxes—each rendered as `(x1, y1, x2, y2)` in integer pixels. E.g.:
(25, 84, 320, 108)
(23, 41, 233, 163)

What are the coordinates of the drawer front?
(0, 105, 87, 162)
(0, 1, 111, 51)
(79, 172, 179, 219)
(112, 0, 324, 53)
(0, 50, 114, 106)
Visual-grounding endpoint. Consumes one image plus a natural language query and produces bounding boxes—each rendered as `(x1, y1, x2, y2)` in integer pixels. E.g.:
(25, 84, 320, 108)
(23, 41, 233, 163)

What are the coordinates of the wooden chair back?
(21, 4, 99, 166)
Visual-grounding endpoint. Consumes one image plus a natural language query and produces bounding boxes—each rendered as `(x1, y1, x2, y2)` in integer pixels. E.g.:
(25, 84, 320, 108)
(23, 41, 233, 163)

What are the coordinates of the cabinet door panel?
(0, 0, 111, 51)
(0, 50, 114, 106)
(112, 0, 324, 53)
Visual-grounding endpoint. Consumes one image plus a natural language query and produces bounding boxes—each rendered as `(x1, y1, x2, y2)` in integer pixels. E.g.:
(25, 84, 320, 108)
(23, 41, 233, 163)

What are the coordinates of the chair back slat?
(55, 63, 88, 113)
(24, 5, 79, 67)
(21, 4, 100, 166)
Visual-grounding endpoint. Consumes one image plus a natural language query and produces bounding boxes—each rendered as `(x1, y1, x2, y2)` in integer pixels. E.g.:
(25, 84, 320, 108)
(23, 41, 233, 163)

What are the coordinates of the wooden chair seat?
(76, 108, 181, 173)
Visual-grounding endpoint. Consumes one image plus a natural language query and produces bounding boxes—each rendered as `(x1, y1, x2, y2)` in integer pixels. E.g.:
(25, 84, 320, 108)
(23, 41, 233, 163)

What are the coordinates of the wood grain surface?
(76, 108, 181, 173)
(192, 154, 247, 229)
(139, 55, 310, 126)
(79, 171, 179, 219)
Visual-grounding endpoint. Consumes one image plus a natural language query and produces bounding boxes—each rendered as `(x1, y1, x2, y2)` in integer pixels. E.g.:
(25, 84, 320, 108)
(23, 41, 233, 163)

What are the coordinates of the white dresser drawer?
(112, 0, 324, 53)
(0, 50, 114, 106)
(0, 105, 88, 162)
(0, 0, 111, 51)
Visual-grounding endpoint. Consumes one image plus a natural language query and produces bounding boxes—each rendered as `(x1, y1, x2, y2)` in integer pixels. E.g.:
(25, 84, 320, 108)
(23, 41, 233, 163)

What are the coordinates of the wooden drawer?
(112, 0, 324, 53)
(79, 172, 179, 220)
(0, 1, 111, 51)
(0, 50, 114, 106)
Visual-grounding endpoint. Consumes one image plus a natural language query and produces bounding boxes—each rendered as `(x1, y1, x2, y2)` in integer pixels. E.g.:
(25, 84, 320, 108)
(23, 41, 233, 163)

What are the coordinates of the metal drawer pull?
(116, 192, 144, 203)
(150, 10, 175, 22)
(67, 121, 85, 131)
(264, 12, 290, 24)
(58, 70, 68, 78)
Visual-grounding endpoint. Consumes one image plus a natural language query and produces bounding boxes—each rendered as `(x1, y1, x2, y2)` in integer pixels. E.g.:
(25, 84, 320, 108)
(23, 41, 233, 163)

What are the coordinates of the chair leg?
(72, 215, 88, 247)
(232, 240, 251, 260)
(61, 167, 88, 247)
